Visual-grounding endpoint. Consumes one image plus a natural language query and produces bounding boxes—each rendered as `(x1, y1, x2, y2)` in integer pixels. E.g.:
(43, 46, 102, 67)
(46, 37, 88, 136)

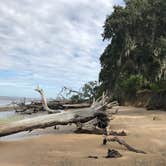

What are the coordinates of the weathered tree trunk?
(0, 107, 107, 137)
(14, 86, 92, 114)
(0, 87, 113, 137)
(35, 86, 61, 114)
(62, 103, 90, 109)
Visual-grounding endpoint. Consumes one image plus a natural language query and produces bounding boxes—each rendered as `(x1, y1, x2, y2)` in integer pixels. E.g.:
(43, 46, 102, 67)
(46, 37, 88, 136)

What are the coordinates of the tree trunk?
(0, 108, 106, 137)
(0, 87, 112, 137)
(35, 86, 61, 114)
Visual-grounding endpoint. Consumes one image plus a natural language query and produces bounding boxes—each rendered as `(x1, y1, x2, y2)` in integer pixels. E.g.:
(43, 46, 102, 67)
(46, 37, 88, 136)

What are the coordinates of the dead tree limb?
(103, 137, 146, 154)
(35, 86, 61, 114)
(0, 92, 110, 137)
(106, 101, 119, 109)
(0, 87, 122, 137)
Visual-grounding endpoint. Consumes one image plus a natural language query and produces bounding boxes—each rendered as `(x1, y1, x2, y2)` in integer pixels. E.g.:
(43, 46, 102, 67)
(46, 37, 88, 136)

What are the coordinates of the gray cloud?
(0, 0, 123, 97)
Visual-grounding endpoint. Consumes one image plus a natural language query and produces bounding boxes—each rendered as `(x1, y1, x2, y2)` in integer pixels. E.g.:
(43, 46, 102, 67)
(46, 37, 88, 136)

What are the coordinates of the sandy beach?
(0, 106, 165, 166)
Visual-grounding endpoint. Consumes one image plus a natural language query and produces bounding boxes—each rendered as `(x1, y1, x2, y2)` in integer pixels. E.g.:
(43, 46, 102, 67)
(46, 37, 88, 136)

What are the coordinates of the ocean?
(0, 97, 33, 106)
(0, 98, 13, 106)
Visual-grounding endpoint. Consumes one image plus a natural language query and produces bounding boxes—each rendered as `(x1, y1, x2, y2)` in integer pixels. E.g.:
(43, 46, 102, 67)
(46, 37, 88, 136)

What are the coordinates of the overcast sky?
(0, 0, 123, 98)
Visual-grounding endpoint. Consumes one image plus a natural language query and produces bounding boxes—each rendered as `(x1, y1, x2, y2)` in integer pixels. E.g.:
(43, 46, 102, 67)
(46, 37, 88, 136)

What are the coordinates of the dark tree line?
(99, 0, 166, 100)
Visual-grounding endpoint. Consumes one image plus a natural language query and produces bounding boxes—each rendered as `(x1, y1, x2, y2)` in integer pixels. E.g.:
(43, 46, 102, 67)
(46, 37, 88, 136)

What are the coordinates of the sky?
(0, 0, 124, 98)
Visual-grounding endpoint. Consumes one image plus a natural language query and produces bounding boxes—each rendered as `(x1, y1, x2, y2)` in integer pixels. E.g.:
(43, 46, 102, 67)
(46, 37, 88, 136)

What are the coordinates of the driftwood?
(0, 86, 147, 159)
(14, 89, 90, 114)
(75, 127, 127, 136)
(15, 102, 90, 114)
(75, 128, 104, 135)
(0, 109, 107, 137)
(0, 88, 110, 137)
(103, 137, 146, 154)
(63, 103, 90, 109)
(88, 155, 98, 159)
(14, 102, 44, 114)
(105, 149, 122, 158)
(0, 87, 146, 157)
(106, 101, 119, 109)
(35, 86, 62, 114)
(109, 130, 127, 136)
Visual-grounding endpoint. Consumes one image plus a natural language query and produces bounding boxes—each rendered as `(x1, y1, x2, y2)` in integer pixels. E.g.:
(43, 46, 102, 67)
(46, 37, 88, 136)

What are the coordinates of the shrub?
(120, 75, 143, 97)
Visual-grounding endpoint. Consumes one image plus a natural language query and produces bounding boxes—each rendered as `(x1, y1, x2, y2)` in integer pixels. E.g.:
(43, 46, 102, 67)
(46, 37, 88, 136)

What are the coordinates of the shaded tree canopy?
(69, 81, 99, 103)
(99, 0, 166, 97)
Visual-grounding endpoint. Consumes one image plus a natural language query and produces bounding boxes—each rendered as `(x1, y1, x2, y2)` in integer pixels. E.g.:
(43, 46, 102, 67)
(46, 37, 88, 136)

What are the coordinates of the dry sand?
(0, 106, 166, 166)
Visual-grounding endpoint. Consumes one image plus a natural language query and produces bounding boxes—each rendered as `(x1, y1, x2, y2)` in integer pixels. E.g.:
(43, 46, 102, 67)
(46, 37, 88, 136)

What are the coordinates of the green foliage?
(99, 0, 166, 99)
(120, 75, 143, 96)
(149, 80, 166, 91)
(82, 81, 98, 100)
(70, 94, 82, 103)
(70, 81, 100, 103)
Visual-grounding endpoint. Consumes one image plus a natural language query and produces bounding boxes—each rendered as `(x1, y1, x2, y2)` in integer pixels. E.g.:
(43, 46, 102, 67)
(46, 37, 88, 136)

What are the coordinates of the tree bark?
(0, 98, 109, 137)
(35, 86, 61, 114)
(0, 88, 113, 137)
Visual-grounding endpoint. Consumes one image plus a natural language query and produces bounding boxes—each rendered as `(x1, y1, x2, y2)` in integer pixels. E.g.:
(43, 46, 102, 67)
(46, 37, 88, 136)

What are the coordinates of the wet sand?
(0, 106, 166, 166)
(0, 105, 15, 112)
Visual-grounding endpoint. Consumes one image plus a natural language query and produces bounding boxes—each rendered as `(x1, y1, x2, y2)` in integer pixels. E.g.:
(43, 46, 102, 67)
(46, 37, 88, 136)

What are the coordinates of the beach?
(0, 106, 166, 166)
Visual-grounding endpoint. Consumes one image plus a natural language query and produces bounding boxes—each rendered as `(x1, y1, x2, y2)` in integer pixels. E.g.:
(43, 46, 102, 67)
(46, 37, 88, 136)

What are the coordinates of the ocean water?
(0, 97, 33, 106)
(0, 99, 13, 106)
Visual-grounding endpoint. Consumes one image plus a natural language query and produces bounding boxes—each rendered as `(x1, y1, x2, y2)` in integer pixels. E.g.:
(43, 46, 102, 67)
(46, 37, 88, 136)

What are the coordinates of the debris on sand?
(105, 149, 122, 158)
(88, 155, 98, 159)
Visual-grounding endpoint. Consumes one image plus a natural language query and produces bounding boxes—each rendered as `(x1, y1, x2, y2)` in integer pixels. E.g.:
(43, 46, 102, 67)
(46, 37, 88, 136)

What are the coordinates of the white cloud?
(0, 0, 122, 97)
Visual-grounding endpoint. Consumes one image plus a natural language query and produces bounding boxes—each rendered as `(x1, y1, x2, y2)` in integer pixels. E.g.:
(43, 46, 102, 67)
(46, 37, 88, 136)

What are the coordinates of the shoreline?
(0, 105, 16, 112)
(0, 106, 166, 166)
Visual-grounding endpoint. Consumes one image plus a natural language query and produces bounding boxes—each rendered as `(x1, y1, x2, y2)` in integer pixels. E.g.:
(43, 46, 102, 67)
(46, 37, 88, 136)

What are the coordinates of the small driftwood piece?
(106, 101, 119, 109)
(105, 149, 122, 158)
(103, 137, 146, 154)
(109, 130, 127, 136)
(63, 103, 90, 109)
(88, 155, 98, 159)
(14, 102, 44, 114)
(75, 128, 127, 136)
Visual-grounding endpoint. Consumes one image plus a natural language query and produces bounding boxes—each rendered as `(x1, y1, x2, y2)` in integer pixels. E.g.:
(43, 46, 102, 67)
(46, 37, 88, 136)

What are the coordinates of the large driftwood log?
(0, 108, 106, 137)
(0, 89, 109, 137)
(14, 101, 90, 114)
(14, 86, 90, 114)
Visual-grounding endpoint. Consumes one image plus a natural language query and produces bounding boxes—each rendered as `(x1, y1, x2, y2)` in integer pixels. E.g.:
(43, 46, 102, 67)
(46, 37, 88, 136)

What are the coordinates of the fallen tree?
(14, 87, 90, 114)
(0, 108, 108, 137)
(14, 101, 90, 114)
(0, 87, 146, 155)
(0, 87, 109, 137)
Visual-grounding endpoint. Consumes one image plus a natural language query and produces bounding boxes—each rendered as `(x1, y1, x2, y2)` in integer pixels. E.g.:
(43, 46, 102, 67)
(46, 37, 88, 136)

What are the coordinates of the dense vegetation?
(99, 0, 166, 102)
(69, 81, 99, 103)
